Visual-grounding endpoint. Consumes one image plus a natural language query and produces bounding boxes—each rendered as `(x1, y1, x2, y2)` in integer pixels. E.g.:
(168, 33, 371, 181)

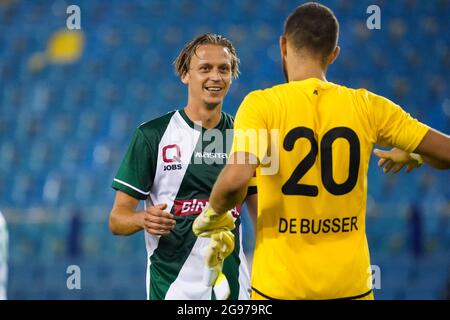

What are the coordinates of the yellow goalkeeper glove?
(193, 206, 236, 300)
(192, 206, 235, 237)
(203, 230, 235, 300)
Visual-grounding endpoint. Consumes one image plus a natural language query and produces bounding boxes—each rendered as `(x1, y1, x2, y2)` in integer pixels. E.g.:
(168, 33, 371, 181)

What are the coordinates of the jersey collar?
(178, 108, 225, 132)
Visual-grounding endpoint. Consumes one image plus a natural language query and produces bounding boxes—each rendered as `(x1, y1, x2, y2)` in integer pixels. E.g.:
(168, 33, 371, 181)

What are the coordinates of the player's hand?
(192, 206, 235, 237)
(373, 148, 423, 174)
(143, 203, 176, 236)
(203, 230, 235, 300)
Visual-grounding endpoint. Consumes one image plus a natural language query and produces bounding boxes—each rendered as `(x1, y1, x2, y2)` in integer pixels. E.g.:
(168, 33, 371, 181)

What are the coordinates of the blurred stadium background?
(0, 0, 449, 299)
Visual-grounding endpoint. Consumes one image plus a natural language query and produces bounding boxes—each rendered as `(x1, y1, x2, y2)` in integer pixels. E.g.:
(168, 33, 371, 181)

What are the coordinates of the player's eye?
(220, 66, 231, 74)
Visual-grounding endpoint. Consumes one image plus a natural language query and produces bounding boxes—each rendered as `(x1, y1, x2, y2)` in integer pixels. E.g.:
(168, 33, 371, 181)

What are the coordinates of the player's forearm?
(421, 155, 450, 169)
(109, 206, 144, 235)
(210, 181, 247, 214)
(209, 159, 254, 214)
(414, 129, 450, 169)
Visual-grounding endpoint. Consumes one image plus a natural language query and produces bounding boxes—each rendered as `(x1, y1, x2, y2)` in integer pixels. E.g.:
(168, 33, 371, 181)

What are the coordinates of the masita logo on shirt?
(192, 151, 228, 165)
(194, 151, 228, 159)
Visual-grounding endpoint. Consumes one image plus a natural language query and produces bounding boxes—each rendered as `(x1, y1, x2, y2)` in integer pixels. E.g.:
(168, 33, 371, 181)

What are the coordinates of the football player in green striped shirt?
(109, 34, 256, 300)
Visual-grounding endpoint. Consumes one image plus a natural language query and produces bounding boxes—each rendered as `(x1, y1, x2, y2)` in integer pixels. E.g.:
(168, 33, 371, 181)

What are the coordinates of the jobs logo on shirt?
(162, 144, 182, 171)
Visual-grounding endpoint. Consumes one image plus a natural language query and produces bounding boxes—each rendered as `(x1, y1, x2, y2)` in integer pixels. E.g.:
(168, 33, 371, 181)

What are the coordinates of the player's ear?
(181, 71, 189, 85)
(328, 46, 340, 65)
(279, 35, 287, 59)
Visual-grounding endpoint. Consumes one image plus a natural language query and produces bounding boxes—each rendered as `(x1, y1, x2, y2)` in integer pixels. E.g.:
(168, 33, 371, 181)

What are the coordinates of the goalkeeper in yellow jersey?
(193, 2, 450, 300)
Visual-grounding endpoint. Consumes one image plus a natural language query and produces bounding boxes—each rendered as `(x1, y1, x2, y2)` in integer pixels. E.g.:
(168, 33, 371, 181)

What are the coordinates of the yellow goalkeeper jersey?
(231, 78, 429, 300)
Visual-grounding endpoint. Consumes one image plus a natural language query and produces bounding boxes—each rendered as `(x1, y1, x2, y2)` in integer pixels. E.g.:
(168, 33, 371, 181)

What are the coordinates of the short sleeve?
(367, 91, 429, 152)
(111, 127, 157, 200)
(230, 91, 269, 162)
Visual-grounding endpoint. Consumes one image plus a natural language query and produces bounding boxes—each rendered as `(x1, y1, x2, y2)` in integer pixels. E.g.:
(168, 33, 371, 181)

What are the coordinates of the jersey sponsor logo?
(163, 163, 182, 171)
(162, 144, 181, 163)
(194, 152, 228, 159)
(278, 216, 359, 235)
(173, 198, 241, 217)
(162, 144, 183, 171)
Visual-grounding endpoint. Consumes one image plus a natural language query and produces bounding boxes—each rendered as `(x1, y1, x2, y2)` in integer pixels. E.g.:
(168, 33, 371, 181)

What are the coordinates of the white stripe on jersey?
(165, 237, 213, 299)
(113, 178, 150, 195)
(147, 111, 200, 213)
(145, 111, 201, 299)
(237, 224, 251, 299)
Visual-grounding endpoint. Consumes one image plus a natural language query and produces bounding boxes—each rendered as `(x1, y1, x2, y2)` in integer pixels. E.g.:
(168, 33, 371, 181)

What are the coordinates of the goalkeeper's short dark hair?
(284, 2, 339, 65)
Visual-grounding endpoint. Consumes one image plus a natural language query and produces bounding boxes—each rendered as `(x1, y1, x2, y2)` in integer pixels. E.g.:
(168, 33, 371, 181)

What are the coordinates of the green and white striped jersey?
(112, 109, 251, 300)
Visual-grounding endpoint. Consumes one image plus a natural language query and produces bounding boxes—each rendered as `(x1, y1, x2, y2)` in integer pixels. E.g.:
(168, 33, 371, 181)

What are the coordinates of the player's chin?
(203, 97, 224, 109)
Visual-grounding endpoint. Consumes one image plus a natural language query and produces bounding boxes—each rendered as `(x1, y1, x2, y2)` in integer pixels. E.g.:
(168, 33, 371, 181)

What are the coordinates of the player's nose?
(209, 68, 221, 81)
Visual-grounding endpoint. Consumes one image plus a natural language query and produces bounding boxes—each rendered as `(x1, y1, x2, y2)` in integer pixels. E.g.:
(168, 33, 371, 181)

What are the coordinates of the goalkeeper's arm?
(209, 152, 259, 215)
(192, 152, 258, 236)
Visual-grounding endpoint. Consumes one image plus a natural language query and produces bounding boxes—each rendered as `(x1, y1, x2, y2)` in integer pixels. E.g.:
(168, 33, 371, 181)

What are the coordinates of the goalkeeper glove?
(193, 206, 236, 300)
(203, 230, 235, 300)
(192, 206, 235, 237)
